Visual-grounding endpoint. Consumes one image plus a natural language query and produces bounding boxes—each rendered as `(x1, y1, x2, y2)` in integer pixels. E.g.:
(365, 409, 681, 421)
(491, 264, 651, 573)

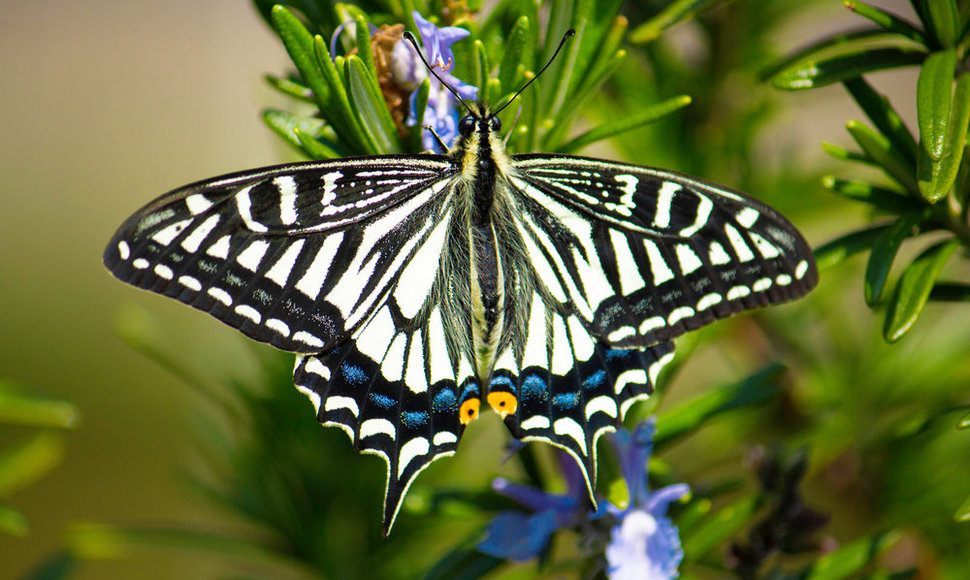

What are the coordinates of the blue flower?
(605, 419, 690, 580)
(392, 11, 479, 151)
(478, 453, 603, 561)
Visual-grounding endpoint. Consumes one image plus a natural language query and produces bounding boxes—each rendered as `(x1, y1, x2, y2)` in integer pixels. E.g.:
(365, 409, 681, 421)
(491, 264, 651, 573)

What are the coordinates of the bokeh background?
(2, 1, 961, 578)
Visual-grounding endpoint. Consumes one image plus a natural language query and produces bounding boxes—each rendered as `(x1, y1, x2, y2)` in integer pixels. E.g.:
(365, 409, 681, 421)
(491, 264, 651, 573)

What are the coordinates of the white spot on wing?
(523, 297, 548, 368)
(652, 181, 680, 229)
(736, 207, 760, 228)
(696, 293, 722, 310)
(296, 233, 343, 300)
(151, 218, 193, 246)
(154, 264, 173, 279)
(117, 241, 130, 260)
(752, 278, 772, 292)
(427, 308, 454, 384)
(566, 316, 595, 361)
(679, 193, 712, 237)
(433, 432, 457, 446)
(356, 306, 395, 362)
(398, 437, 430, 476)
(185, 194, 213, 215)
(207, 287, 232, 306)
(237, 240, 270, 272)
(550, 315, 572, 375)
(266, 318, 290, 337)
(295, 382, 322, 413)
(234, 304, 261, 323)
(795, 260, 809, 279)
(776, 274, 792, 286)
(668, 306, 694, 326)
(325, 396, 359, 418)
(293, 331, 324, 349)
(381, 333, 407, 381)
(206, 235, 231, 259)
(749, 232, 782, 259)
(609, 230, 645, 294)
(360, 418, 395, 439)
(708, 241, 731, 265)
(404, 329, 428, 394)
(643, 240, 674, 285)
(639, 316, 665, 334)
(178, 275, 201, 291)
(235, 185, 268, 233)
(675, 244, 703, 275)
(320, 171, 343, 208)
(265, 239, 305, 286)
(304, 357, 331, 379)
(585, 395, 618, 420)
(553, 417, 587, 455)
(394, 210, 449, 318)
(607, 326, 636, 343)
(727, 285, 751, 300)
(181, 214, 220, 253)
(725, 224, 755, 262)
(614, 369, 647, 396)
(521, 416, 550, 430)
(274, 176, 298, 225)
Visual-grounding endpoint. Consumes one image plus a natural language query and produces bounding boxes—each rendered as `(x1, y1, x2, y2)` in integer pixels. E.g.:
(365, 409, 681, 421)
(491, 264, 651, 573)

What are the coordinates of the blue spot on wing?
(553, 392, 579, 410)
(369, 392, 395, 409)
(582, 370, 606, 390)
(401, 411, 429, 429)
(521, 374, 549, 402)
(605, 349, 632, 361)
(490, 375, 515, 391)
(342, 363, 368, 385)
(432, 388, 457, 413)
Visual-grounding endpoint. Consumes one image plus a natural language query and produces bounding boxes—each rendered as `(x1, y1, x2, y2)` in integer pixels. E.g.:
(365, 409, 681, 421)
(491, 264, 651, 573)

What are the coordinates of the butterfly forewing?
(511, 154, 817, 347)
(104, 157, 456, 353)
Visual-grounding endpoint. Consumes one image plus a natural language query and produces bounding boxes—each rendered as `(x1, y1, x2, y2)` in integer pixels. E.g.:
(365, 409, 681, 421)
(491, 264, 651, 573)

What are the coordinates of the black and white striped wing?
(511, 154, 817, 346)
(485, 154, 817, 491)
(104, 156, 455, 354)
(104, 156, 479, 533)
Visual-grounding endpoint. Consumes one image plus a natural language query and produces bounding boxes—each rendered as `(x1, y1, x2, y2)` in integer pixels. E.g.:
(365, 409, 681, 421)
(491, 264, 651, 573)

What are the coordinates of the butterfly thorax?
(451, 105, 512, 382)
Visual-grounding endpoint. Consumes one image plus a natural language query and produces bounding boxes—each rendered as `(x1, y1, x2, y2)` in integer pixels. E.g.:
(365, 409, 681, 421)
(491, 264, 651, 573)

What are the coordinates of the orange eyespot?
(487, 392, 518, 418)
(459, 398, 481, 425)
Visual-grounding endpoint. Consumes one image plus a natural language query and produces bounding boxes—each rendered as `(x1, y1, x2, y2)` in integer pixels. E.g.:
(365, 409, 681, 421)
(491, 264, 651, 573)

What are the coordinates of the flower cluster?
(392, 12, 478, 151)
(479, 419, 689, 579)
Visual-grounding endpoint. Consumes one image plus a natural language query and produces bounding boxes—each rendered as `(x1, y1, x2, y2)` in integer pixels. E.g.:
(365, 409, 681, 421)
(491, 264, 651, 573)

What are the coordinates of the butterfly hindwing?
(293, 301, 480, 534)
(486, 294, 676, 496)
(104, 156, 456, 353)
(511, 154, 817, 347)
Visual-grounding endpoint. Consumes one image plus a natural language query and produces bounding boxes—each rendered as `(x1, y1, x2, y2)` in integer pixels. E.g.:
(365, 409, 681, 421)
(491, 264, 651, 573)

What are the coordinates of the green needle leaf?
(924, 0, 959, 48)
(814, 224, 894, 271)
(917, 50, 957, 161)
(864, 211, 929, 305)
(884, 237, 960, 342)
(842, 1, 927, 44)
(917, 71, 970, 203)
(345, 54, 402, 154)
(556, 95, 692, 154)
(655, 365, 783, 451)
(0, 432, 66, 497)
(843, 77, 918, 165)
(270, 6, 329, 109)
(761, 28, 899, 82)
(498, 16, 532, 94)
(847, 120, 919, 195)
(0, 381, 79, 428)
(681, 496, 761, 561)
(804, 530, 900, 580)
(628, 0, 720, 44)
(821, 176, 919, 212)
(771, 47, 925, 90)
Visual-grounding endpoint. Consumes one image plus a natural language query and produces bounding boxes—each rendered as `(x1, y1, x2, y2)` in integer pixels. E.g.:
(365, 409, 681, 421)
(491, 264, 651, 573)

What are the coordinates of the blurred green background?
(2, 0, 966, 578)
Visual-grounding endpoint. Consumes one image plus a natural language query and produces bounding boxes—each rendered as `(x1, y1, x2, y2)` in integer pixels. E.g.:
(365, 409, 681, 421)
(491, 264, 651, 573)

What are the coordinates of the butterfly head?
(458, 103, 501, 139)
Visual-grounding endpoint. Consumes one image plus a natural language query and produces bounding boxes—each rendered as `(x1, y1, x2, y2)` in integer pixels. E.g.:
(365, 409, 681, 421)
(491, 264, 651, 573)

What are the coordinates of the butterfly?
(103, 31, 817, 534)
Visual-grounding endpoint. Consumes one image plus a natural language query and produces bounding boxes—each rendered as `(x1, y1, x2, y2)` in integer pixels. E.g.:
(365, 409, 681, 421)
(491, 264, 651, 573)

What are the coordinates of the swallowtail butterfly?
(104, 31, 817, 534)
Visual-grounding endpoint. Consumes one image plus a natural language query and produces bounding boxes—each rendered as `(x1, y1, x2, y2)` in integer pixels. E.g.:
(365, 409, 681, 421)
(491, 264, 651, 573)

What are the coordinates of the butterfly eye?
(458, 115, 476, 137)
(489, 116, 501, 133)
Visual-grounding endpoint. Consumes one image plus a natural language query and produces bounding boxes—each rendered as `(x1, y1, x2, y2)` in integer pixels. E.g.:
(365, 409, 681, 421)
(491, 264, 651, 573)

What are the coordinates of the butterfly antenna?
(493, 29, 575, 116)
(402, 31, 473, 115)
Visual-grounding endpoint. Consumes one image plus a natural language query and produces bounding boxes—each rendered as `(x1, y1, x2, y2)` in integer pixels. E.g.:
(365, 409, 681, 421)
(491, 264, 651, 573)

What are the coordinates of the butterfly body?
(105, 101, 816, 534)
